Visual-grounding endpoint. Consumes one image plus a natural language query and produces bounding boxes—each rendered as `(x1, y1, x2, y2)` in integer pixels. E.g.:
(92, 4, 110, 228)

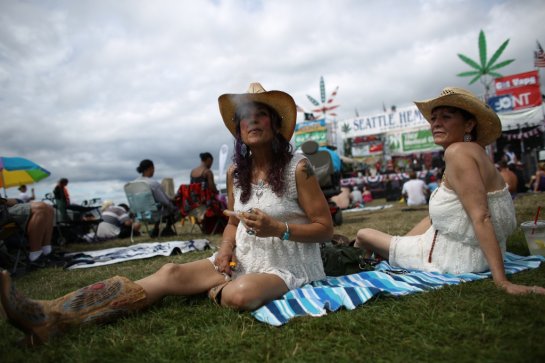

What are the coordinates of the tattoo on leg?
(302, 160, 315, 179)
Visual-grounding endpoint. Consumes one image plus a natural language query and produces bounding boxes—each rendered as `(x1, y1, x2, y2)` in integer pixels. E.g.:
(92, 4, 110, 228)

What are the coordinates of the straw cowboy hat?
(414, 87, 502, 146)
(218, 82, 297, 141)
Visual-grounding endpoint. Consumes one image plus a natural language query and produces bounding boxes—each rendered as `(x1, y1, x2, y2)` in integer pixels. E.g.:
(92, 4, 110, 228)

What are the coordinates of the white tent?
(498, 104, 545, 131)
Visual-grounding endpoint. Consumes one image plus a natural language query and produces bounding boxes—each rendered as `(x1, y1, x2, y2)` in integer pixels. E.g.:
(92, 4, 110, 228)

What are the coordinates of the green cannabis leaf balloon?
(457, 30, 515, 97)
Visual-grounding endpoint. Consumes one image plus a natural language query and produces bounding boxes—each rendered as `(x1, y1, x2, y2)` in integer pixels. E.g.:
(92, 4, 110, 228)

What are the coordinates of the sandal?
(207, 281, 230, 305)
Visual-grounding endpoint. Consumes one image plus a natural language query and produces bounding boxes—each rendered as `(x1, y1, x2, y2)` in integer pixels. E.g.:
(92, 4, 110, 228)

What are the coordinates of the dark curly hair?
(232, 102, 293, 204)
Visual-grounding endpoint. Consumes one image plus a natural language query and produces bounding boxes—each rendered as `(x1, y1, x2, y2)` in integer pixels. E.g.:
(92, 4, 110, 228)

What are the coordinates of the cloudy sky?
(2, 0, 545, 203)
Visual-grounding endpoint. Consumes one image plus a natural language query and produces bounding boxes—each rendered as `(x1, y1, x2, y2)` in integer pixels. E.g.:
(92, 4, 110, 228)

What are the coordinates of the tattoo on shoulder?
(302, 160, 315, 179)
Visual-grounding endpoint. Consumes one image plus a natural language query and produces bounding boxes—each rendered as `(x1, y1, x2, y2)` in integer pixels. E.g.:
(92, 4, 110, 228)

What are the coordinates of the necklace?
(255, 179, 265, 199)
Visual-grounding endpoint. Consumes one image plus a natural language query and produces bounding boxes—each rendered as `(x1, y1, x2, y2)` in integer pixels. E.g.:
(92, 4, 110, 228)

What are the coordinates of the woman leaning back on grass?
(355, 87, 545, 296)
(0, 82, 333, 346)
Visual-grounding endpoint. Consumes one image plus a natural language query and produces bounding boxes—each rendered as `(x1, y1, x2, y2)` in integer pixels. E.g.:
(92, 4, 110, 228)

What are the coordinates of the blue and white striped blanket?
(252, 252, 545, 326)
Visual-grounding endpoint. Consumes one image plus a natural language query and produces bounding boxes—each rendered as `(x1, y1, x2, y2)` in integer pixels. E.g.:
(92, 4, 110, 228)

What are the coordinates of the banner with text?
(402, 129, 440, 152)
(386, 129, 442, 155)
(489, 70, 542, 112)
(338, 105, 427, 139)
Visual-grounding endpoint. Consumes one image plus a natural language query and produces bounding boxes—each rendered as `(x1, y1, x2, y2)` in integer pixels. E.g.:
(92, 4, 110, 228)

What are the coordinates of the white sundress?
(211, 154, 326, 290)
(389, 184, 517, 274)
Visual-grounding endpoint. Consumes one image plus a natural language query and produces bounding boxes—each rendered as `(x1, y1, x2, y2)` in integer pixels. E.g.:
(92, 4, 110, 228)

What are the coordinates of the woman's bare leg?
(354, 228, 393, 259)
(135, 259, 226, 305)
(220, 273, 288, 311)
(355, 216, 431, 259)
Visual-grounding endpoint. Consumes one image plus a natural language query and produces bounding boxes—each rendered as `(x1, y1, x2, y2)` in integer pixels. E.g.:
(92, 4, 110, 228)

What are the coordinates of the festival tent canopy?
(497, 104, 545, 131)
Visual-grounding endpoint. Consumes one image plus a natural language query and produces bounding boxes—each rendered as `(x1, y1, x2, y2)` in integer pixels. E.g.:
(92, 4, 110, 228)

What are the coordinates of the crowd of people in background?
(337, 145, 545, 209)
(338, 166, 443, 208)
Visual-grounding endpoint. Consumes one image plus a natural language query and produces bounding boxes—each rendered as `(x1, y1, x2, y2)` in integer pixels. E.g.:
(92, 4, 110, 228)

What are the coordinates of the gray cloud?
(2, 0, 545, 202)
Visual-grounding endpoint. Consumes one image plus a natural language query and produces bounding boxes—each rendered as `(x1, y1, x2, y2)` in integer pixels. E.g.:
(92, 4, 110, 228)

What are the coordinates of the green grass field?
(1, 193, 545, 362)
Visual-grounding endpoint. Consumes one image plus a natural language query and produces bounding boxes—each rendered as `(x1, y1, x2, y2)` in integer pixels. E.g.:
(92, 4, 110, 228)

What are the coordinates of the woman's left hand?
(496, 280, 545, 295)
(239, 208, 282, 238)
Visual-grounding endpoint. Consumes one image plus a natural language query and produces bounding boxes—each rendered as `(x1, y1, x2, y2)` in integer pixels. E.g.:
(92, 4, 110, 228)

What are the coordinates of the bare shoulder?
(295, 157, 315, 179)
(226, 164, 236, 178)
(444, 142, 483, 162)
(204, 168, 214, 177)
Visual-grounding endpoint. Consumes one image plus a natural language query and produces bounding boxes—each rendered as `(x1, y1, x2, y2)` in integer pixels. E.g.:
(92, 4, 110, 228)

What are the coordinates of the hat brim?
(414, 93, 502, 146)
(218, 90, 297, 141)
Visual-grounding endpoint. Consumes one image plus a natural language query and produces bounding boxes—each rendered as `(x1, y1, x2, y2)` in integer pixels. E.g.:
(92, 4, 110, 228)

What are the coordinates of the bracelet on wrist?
(281, 222, 290, 240)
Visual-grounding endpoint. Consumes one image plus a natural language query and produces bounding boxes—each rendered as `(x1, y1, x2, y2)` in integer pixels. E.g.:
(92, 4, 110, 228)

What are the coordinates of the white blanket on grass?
(343, 204, 393, 213)
(64, 240, 212, 270)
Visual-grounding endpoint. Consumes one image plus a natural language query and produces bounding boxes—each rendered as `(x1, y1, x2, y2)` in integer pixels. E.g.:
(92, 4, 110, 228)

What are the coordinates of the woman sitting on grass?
(0, 82, 333, 346)
(355, 87, 545, 296)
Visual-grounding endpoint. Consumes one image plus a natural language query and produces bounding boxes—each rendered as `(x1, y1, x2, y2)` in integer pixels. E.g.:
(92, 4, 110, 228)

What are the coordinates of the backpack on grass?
(320, 235, 379, 276)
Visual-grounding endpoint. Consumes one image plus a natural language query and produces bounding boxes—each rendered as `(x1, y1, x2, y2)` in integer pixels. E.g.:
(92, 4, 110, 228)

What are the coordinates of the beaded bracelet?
(281, 222, 290, 240)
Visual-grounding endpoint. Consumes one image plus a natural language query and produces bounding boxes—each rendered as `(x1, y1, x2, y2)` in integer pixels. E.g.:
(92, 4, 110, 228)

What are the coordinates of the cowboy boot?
(0, 270, 148, 346)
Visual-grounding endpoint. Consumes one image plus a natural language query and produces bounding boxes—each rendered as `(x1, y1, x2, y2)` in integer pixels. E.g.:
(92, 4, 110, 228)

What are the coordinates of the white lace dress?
(212, 154, 326, 290)
(389, 184, 516, 274)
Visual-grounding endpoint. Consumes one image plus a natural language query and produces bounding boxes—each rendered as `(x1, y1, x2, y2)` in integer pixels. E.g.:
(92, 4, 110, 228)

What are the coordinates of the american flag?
(535, 40, 545, 68)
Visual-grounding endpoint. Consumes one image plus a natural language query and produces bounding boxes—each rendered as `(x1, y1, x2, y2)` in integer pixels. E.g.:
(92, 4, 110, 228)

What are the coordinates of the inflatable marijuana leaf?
(457, 30, 515, 95)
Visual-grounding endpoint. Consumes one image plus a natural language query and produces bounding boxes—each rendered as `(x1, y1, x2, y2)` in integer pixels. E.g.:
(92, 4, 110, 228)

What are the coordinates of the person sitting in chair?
(2, 198, 60, 269)
(190, 152, 219, 195)
(53, 178, 70, 221)
(134, 159, 177, 237)
(52, 178, 89, 221)
(17, 185, 35, 203)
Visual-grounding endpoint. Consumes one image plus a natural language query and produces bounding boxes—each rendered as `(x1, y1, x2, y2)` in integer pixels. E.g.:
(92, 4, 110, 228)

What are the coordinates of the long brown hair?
(232, 102, 293, 203)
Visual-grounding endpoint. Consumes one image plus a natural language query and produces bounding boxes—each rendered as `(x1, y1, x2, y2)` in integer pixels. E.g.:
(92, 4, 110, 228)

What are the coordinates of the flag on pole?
(535, 40, 545, 68)
(218, 144, 229, 183)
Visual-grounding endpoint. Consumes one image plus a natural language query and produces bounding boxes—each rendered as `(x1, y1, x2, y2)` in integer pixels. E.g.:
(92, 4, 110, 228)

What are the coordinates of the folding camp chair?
(0, 201, 28, 275)
(124, 181, 178, 239)
(43, 193, 102, 245)
(301, 140, 343, 226)
(175, 183, 227, 235)
(0, 222, 27, 275)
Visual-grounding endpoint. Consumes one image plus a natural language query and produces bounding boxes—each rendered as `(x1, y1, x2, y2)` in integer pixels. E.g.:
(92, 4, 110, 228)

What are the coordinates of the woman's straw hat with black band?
(218, 82, 297, 141)
(414, 87, 502, 146)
